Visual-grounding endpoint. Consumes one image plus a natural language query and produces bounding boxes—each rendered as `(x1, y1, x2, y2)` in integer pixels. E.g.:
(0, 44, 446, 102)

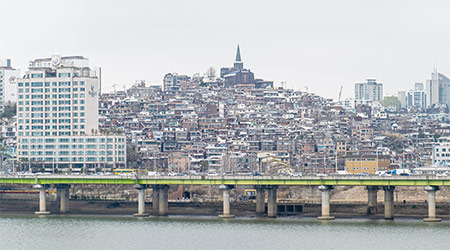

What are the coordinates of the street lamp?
(52, 151, 55, 174)
(360, 154, 363, 174)
(376, 148, 379, 174)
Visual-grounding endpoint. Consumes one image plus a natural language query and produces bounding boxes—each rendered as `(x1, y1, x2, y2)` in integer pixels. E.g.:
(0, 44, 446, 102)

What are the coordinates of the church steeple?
(233, 44, 244, 71)
(235, 45, 242, 62)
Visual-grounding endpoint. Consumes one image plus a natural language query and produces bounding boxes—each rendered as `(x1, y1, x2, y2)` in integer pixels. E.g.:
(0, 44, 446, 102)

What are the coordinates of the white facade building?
(354, 79, 383, 102)
(17, 56, 126, 172)
(0, 59, 20, 112)
(426, 69, 450, 108)
(397, 91, 407, 109)
(432, 143, 450, 165)
(407, 83, 426, 109)
(431, 137, 450, 165)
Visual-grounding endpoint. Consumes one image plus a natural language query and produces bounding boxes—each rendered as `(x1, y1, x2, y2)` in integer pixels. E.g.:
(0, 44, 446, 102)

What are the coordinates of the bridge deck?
(1, 175, 450, 186)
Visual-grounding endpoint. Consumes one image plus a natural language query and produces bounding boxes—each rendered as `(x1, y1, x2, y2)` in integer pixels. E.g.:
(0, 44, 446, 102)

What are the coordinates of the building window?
(31, 82, 43, 87)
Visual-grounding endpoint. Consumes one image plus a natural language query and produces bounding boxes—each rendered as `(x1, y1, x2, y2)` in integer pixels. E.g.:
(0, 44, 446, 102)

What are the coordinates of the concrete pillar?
(383, 186, 395, 220)
(366, 186, 378, 215)
(134, 185, 149, 217)
(34, 185, 50, 215)
(152, 185, 160, 212)
(159, 185, 169, 216)
(59, 185, 70, 213)
(56, 188, 61, 206)
(424, 186, 441, 222)
(267, 186, 277, 218)
(318, 185, 335, 220)
(219, 185, 235, 218)
(255, 187, 265, 215)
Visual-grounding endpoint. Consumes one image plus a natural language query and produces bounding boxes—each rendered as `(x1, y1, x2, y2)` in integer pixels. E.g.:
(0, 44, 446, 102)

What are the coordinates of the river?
(0, 215, 448, 250)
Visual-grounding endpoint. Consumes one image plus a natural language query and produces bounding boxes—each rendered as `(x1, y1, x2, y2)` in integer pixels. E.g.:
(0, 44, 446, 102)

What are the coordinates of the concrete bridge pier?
(255, 186, 266, 215)
(318, 185, 335, 220)
(152, 185, 160, 212)
(219, 185, 235, 218)
(424, 186, 441, 222)
(134, 184, 149, 217)
(267, 186, 278, 218)
(56, 184, 70, 213)
(366, 186, 379, 215)
(159, 185, 169, 216)
(383, 186, 395, 220)
(34, 184, 50, 215)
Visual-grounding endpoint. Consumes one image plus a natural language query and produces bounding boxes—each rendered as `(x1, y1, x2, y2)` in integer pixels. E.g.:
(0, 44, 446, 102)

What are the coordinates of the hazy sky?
(1, 0, 449, 99)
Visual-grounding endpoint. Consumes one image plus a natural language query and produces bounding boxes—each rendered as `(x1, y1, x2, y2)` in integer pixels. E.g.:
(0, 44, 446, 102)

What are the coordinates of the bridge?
(1, 175, 450, 186)
(1, 175, 449, 222)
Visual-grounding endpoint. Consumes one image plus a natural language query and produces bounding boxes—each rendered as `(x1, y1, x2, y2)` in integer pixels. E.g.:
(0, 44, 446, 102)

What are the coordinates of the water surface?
(0, 215, 448, 250)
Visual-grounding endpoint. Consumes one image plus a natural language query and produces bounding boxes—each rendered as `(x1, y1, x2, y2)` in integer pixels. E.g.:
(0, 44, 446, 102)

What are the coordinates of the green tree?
(0, 103, 16, 119)
(383, 133, 405, 153)
(200, 160, 209, 173)
(126, 145, 140, 168)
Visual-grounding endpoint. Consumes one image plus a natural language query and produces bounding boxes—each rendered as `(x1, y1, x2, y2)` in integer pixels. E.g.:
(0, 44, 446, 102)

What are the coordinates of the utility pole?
(335, 149, 338, 173)
(153, 153, 156, 172)
(360, 154, 363, 174)
(376, 148, 379, 174)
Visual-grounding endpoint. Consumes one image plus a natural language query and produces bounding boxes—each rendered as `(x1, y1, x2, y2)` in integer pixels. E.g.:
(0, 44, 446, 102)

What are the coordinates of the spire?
(235, 45, 241, 62)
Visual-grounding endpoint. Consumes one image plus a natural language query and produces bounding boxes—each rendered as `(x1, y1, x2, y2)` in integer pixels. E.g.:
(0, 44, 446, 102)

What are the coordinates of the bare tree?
(206, 67, 216, 80)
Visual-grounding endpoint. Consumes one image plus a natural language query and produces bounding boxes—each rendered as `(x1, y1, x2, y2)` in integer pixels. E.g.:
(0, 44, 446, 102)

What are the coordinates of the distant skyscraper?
(16, 55, 126, 172)
(397, 91, 407, 109)
(407, 83, 426, 109)
(354, 79, 383, 102)
(426, 69, 450, 108)
(414, 82, 424, 91)
(0, 59, 20, 113)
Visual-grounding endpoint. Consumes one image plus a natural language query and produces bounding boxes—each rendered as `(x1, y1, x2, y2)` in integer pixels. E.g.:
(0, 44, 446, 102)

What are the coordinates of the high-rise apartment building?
(0, 59, 20, 113)
(407, 82, 426, 109)
(17, 55, 126, 172)
(397, 91, 407, 109)
(354, 79, 383, 102)
(426, 69, 450, 108)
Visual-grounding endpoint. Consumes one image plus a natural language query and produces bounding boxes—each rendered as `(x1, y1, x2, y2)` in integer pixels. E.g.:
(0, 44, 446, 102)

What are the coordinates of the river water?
(0, 215, 448, 250)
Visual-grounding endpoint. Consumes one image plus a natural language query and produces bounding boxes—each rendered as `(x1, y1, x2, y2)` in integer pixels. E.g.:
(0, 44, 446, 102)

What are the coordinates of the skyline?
(1, 0, 450, 99)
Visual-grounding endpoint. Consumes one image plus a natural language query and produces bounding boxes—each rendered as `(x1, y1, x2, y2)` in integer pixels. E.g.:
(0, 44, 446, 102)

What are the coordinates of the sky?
(1, 0, 450, 100)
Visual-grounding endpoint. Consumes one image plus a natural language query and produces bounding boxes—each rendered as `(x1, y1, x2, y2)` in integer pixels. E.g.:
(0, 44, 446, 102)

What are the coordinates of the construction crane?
(338, 85, 343, 101)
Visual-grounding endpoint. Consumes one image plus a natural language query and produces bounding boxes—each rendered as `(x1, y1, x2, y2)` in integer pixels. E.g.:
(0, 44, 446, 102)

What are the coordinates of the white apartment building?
(426, 69, 450, 108)
(17, 55, 126, 172)
(407, 88, 426, 109)
(432, 143, 450, 165)
(354, 79, 383, 102)
(431, 137, 450, 165)
(0, 59, 20, 113)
